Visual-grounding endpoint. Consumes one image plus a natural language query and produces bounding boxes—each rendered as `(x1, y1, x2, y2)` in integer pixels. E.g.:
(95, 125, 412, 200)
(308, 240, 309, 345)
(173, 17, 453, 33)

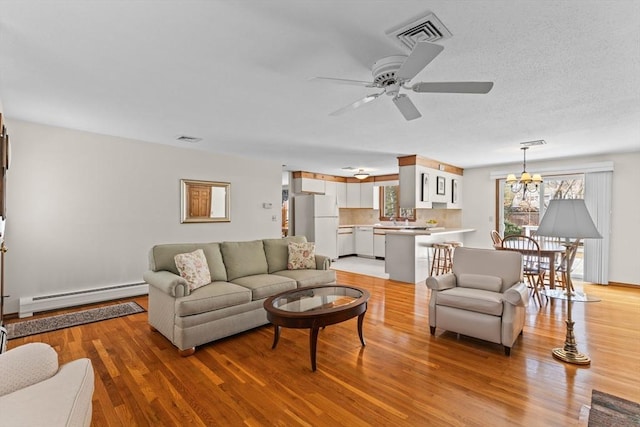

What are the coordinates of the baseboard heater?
(19, 282, 148, 318)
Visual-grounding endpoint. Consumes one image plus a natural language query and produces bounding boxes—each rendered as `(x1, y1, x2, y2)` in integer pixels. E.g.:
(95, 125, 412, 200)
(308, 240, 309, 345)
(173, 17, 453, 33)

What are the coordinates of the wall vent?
(386, 11, 452, 51)
(176, 135, 202, 143)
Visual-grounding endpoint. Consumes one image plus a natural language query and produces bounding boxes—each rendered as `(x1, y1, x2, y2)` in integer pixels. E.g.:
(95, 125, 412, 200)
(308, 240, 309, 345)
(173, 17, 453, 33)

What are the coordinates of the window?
(379, 185, 415, 221)
(501, 174, 584, 236)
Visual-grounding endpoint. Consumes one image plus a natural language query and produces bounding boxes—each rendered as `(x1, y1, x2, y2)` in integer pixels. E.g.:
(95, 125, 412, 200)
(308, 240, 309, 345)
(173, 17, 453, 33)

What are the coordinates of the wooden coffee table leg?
(310, 326, 320, 372)
(357, 312, 366, 346)
(271, 325, 280, 349)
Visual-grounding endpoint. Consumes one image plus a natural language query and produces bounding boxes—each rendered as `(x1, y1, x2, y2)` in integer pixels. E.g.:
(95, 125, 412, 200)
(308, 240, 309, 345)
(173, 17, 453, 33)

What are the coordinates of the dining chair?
(490, 230, 503, 246)
(541, 240, 579, 292)
(501, 235, 546, 305)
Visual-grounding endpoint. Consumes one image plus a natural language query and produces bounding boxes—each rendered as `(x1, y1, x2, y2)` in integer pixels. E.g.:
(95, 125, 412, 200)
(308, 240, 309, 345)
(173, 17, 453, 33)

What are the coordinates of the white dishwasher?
(355, 226, 374, 258)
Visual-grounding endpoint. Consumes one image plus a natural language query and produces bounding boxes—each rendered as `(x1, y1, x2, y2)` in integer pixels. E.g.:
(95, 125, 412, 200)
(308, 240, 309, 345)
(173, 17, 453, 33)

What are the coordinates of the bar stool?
(430, 243, 453, 276)
(445, 241, 463, 268)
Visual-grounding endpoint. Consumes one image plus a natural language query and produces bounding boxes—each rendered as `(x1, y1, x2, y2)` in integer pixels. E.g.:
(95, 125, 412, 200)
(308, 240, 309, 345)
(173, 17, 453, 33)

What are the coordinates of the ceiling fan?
(314, 42, 493, 121)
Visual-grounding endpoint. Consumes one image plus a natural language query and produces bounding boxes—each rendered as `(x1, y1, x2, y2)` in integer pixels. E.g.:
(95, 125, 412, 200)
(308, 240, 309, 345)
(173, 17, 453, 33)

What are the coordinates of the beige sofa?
(143, 236, 336, 355)
(426, 247, 529, 355)
(0, 342, 94, 426)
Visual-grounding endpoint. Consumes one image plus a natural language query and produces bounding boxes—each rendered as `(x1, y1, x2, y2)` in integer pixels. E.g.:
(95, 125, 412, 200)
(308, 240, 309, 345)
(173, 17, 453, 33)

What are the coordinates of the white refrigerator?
(293, 194, 339, 260)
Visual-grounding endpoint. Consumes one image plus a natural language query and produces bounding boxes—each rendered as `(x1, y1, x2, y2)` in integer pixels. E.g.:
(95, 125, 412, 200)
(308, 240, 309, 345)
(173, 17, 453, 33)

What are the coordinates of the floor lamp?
(535, 199, 602, 365)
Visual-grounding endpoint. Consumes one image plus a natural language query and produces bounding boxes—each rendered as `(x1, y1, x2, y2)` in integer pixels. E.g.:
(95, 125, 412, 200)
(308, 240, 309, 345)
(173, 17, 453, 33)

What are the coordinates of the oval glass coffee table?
(264, 285, 370, 372)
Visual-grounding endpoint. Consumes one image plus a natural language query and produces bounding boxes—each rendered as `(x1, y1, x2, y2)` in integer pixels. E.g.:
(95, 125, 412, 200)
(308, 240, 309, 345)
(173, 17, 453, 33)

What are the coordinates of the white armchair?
(426, 247, 529, 355)
(0, 342, 94, 426)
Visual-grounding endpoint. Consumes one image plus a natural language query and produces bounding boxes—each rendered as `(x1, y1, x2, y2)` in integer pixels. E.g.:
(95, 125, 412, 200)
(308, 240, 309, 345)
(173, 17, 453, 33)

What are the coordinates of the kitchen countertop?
(384, 228, 475, 236)
(339, 225, 474, 235)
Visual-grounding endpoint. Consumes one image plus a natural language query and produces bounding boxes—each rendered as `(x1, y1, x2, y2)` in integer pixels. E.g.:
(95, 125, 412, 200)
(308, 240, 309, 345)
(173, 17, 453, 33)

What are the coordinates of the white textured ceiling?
(1, 1, 639, 177)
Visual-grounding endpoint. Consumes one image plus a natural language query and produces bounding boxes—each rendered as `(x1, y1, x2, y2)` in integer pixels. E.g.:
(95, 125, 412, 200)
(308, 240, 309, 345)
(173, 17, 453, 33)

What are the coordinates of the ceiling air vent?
(386, 11, 453, 51)
(176, 135, 202, 143)
(520, 140, 546, 147)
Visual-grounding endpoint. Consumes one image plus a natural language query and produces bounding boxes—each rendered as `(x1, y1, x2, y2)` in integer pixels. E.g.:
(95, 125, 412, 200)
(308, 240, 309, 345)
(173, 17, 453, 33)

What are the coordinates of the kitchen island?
(385, 228, 475, 284)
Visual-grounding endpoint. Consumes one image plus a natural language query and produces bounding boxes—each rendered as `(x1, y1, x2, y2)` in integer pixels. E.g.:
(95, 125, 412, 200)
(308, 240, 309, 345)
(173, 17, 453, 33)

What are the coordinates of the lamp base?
(552, 348, 591, 365)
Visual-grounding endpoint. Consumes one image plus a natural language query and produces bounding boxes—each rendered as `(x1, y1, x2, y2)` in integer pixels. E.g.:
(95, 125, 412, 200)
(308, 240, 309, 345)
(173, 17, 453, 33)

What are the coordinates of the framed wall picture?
(421, 173, 429, 202)
(436, 176, 446, 195)
(452, 179, 458, 203)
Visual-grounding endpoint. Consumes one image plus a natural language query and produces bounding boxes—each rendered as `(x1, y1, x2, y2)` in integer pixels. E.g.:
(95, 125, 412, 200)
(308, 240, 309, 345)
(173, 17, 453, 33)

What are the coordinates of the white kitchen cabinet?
(338, 227, 355, 256)
(373, 230, 385, 258)
(292, 177, 325, 194)
(346, 183, 361, 208)
(399, 163, 463, 209)
(373, 186, 380, 210)
(359, 182, 374, 208)
(355, 226, 374, 257)
(324, 180, 337, 198)
(336, 182, 347, 208)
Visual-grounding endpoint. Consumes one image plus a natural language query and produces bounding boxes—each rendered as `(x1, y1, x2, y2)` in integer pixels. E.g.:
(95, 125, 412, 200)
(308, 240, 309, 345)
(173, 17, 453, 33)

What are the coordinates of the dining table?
(499, 241, 567, 289)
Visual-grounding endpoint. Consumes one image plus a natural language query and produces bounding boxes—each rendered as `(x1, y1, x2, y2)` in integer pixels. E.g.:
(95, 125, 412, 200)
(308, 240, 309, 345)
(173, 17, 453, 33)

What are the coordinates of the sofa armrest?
(143, 270, 190, 297)
(0, 343, 59, 397)
(502, 282, 529, 307)
(426, 273, 457, 291)
(315, 254, 331, 270)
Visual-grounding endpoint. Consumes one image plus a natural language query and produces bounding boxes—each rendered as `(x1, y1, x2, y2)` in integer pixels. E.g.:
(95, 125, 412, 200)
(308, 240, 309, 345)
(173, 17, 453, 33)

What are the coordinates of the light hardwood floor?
(6, 272, 640, 426)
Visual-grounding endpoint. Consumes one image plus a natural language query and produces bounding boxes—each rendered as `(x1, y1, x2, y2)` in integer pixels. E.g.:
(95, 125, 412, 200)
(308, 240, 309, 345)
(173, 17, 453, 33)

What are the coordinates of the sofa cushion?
(452, 247, 522, 293)
(263, 236, 307, 273)
(271, 269, 336, 288)
(437, 287, 504, 316)
(221, 240, 269, 281)
(457, 274, 502, 293)
(175, 282, 252, 317)
(230, 274, 296, 300)
(174, 249, 211, 291)
(287, 242, 316, 270)
(151, 243, 227, 282)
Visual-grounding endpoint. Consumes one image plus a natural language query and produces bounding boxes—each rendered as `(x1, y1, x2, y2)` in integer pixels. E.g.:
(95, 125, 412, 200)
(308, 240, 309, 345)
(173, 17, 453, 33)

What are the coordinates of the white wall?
(462, 151, 640, 286)
(3, 119, 283, 314)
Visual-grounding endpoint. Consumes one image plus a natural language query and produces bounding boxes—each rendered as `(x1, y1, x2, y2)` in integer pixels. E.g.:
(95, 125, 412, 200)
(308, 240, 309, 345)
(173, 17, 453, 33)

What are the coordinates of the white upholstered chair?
(0, 342, 94, 426)
(426, 247, 529, 355)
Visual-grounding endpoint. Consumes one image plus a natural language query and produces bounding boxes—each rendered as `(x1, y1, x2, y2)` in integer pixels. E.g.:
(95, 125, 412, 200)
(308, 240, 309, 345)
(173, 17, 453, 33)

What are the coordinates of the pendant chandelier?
(506, 146, 542, 194)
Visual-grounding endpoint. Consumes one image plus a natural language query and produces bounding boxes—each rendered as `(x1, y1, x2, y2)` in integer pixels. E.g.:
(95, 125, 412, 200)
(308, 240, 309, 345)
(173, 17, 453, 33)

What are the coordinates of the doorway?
(500, 173, 585, 279)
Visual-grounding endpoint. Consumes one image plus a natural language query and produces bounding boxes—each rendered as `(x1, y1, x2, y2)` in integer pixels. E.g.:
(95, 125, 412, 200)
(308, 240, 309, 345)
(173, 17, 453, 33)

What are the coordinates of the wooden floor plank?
(4, 276, 640, 426)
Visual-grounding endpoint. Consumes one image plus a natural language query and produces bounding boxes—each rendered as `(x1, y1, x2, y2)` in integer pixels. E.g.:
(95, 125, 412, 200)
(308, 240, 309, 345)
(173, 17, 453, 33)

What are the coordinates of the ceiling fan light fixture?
(354, 169, 369, 180)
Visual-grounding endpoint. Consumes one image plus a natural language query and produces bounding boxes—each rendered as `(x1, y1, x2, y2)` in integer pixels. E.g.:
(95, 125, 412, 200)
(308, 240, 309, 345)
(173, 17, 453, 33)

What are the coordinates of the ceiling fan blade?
(396, 42, 444, 81)
(312, 77, 376, 87)
(412, 81, 494, 94)
(392, 94, 422, 121)
(329, 93, 382, 116)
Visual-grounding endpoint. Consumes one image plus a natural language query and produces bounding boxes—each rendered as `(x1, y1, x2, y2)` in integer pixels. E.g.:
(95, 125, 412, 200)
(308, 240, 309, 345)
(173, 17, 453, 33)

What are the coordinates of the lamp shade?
(536, 199, 602, 239)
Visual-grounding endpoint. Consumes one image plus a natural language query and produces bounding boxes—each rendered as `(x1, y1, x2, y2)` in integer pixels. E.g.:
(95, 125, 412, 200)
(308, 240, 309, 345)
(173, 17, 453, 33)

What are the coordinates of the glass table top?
(542, 289, 601, 302)
(270, 286, 365, 313)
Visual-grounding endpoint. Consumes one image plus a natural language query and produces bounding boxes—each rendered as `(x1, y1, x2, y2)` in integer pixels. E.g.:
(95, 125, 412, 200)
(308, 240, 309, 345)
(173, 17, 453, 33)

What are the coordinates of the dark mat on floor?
(589, 389, 640, 426)
(6, 301, 145, 339)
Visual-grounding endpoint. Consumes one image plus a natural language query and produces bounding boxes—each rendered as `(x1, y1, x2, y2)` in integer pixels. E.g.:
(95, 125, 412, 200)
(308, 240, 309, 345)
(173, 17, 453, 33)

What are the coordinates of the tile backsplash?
(339, 208, 461, 227)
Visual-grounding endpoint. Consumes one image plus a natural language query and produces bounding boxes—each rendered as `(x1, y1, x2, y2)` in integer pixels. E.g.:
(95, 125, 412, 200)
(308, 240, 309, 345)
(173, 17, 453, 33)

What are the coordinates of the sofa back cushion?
(457, 273, 502, 293)
(452, 247, 522, 293)
(150, 243, 227, 282)
(263, 236, 307, 273)
(221, 240, 269, 281)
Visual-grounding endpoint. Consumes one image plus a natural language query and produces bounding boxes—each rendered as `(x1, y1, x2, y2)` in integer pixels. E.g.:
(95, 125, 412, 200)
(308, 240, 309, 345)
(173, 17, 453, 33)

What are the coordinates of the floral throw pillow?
(174, 249, 211, 291)
(287, 242, 316, 270)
